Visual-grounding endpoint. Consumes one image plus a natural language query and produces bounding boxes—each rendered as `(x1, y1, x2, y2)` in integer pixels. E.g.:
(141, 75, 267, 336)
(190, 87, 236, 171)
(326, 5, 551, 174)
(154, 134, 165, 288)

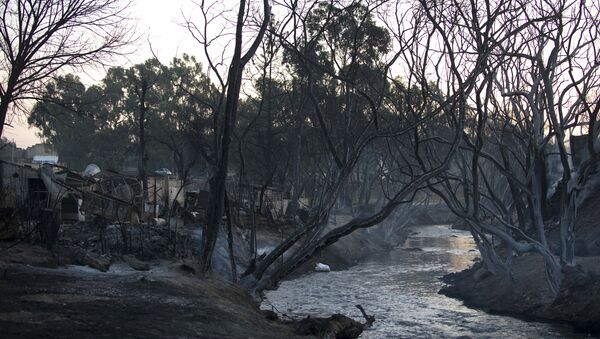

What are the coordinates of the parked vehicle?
(154, 168, 172, 176)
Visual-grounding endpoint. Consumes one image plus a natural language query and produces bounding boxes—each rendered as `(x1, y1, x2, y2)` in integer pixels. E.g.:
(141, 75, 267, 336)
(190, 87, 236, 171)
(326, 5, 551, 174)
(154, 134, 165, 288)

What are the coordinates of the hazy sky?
(8, 0, 205, 148)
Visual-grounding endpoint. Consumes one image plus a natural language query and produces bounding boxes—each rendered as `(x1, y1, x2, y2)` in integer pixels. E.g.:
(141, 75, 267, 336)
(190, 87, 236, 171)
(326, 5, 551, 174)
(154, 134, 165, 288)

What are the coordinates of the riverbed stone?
(123, 255, 150, 271)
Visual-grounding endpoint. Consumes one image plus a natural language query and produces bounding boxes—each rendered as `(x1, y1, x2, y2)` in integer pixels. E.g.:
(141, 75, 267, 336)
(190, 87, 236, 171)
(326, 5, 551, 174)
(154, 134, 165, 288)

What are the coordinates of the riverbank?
(440, 253, 600, 335)
(264, 224, 581, 338)
(0, 259, 308, 338)
(0, 216, 387, 339)
(440, 193, 600, 335)
(256, 212, 410, 279)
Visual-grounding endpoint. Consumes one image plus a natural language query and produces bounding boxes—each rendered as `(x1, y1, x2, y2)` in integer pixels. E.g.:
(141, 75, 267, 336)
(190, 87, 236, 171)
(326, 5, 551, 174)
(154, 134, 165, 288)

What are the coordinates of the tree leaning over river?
(25, 0, 600, 295)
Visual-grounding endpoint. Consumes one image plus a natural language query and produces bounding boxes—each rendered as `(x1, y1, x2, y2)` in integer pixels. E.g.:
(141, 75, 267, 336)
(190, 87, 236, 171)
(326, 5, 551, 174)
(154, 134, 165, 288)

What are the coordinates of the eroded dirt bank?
(441, 192, 600, 336)
(0, 214, 400, 339)
(439, 254, 600, 335)
(0, 261, 307, 338)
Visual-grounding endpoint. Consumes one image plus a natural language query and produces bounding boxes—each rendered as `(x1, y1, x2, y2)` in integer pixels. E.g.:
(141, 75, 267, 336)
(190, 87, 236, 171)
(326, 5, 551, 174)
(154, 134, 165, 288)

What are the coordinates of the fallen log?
(292, 304, 375, 339)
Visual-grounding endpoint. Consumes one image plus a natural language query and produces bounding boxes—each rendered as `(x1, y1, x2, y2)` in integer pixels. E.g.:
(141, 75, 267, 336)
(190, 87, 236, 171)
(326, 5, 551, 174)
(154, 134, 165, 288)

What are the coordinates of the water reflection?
(263, 225, 586, 338)
(402, 226, 480, 273)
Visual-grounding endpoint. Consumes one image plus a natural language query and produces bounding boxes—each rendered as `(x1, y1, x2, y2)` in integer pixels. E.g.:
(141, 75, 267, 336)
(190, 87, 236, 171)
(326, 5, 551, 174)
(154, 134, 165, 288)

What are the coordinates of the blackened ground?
(0, 262, 309, 339)
(440, 254, 600, 335)
(441, 192, 600, 335)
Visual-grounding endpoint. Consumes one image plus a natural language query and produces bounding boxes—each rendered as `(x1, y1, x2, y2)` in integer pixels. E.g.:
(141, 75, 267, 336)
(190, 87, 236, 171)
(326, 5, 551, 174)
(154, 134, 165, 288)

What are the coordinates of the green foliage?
(27, 2, 410, 201)
(28, 74, 129, 169)
(28, 55, 215, 174)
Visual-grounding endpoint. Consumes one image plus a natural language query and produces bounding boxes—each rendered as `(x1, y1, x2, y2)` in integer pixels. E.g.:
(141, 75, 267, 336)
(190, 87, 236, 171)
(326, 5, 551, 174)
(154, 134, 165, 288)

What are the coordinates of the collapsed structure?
(0, 160, 295, 243)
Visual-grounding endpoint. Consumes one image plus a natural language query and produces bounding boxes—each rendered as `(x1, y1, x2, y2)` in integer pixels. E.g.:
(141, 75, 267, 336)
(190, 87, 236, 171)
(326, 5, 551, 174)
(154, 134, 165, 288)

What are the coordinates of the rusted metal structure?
(1, 160, 143, 225)
(39, 166, 143, 223)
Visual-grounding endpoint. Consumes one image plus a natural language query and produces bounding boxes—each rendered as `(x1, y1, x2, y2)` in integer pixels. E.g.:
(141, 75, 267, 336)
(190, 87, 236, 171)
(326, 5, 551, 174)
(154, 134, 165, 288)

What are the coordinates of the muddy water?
(263, 225, 586, 338)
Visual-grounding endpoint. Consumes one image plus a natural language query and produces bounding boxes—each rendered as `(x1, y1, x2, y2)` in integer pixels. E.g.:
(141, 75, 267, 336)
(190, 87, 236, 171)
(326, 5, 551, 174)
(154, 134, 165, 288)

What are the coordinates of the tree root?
(291, 304, 375, 339)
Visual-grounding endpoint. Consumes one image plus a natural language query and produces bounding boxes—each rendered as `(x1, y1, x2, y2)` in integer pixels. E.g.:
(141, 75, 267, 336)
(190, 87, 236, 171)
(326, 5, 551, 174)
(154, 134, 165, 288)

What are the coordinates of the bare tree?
(423, 0, 600, 293)
(237, 0, 492, 292)
(186, 0, 271, 274)
(0, 0, 134, 137)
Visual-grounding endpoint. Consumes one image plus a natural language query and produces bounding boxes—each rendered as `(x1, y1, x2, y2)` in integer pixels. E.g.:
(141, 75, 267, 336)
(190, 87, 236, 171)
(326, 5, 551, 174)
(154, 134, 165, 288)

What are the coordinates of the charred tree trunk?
(199, 0, 270, 273)
(135, 81, 149, 204)
(0, 91, 13, 137)
(532, 151, 548, 246)
(225, 193, 237, 282)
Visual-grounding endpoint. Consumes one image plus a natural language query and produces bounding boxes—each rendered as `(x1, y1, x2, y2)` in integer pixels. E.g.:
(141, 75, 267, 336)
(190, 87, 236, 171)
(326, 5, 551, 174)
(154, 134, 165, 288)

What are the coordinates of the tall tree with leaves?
(28, 74, 128, 169)
(116, 59, 166, 202)
(152, 54, 217, 179)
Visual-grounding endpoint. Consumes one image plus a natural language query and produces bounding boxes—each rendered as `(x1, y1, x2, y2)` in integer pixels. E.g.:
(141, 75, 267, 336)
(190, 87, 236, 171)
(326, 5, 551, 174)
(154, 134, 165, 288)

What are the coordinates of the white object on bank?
(315, 262, 331, 272)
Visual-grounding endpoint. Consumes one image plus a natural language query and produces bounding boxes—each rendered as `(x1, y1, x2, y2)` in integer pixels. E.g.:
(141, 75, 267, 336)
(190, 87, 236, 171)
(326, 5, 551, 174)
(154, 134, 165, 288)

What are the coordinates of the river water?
(262, 225, 587, 338)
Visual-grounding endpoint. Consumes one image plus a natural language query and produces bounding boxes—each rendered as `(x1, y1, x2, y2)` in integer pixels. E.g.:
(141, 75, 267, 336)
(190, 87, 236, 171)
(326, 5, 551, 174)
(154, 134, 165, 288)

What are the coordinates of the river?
(262, 224, 587, 338)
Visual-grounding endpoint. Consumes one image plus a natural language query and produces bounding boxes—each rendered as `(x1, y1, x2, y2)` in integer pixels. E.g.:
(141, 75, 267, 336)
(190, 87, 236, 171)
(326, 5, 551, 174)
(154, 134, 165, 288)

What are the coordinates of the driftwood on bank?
(291, 304, 375, 339)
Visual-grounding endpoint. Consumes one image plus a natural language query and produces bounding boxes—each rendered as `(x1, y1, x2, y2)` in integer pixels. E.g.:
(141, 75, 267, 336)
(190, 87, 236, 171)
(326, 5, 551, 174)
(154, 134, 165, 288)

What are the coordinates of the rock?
(179, 263, 196, 275)
(123, 255, 150, 271)
(83, 252, 111, 272)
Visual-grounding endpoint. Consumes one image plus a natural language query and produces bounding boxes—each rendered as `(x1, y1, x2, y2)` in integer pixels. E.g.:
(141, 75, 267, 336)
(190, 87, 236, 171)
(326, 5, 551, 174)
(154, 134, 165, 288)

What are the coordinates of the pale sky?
(8, 0, 207, 148)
